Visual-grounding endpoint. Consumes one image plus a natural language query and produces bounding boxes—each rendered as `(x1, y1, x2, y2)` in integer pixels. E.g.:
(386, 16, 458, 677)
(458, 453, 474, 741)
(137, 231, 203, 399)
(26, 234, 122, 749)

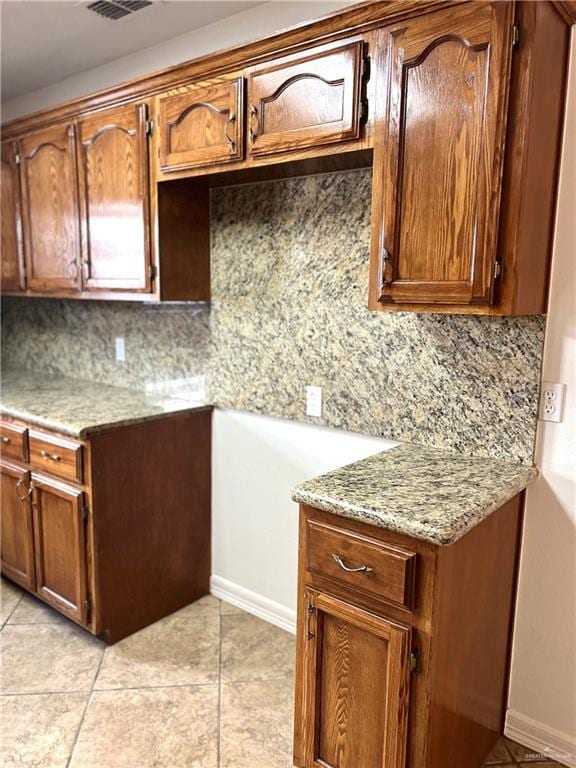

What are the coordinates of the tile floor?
(0, 577, 565, 768)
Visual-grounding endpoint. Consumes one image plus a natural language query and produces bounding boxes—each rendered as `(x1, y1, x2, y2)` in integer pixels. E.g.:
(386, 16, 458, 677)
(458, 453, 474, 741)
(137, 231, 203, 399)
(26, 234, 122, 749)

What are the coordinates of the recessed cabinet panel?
(158, 76, 244, 172)
(77, 102, 152, 292)
(247, 40, 365, 157)
(371, 2, 514, 307)
(302, 590, 411, 768)
(1, 141, 25, 292)
(0, 462, 35, 590)
(31, 474, 88, 625)
(20, 123, 81, 292)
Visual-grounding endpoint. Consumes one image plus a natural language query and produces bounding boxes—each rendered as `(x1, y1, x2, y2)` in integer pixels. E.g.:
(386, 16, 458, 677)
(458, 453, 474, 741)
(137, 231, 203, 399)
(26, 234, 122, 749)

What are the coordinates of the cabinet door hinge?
(81, 506, 89, 522)
(84, 598, 91, 614)
(15, 152, 21, 165)
(512, 25, 520, 48)
(145, 119, 154, 137)
(362, 55, 371, 80)
(493, 260, 502, 281)
(361, 100, 369, 123)
(410, 650, 419, 673)
(149, 263, 157, 281)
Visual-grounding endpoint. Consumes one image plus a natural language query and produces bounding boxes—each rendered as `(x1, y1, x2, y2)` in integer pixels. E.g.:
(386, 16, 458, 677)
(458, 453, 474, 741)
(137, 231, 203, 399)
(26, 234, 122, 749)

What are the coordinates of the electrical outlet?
(539, 381, 566, 423)
(306, 386, 322, 418)
(114, 336, 126, 363)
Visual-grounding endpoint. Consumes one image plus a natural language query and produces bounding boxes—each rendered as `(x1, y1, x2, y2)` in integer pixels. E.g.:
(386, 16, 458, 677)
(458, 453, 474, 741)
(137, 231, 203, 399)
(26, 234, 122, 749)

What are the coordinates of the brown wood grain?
(370, 1, 515, 308)
(0, 421, 29, 463)
(0, 461, 35, 590)
(306, 517, 416, 611)
(552, 1, 576, 24)
(0, 141, 25, 292)
(157, 74, 244, 172)
(247, 38, 365, 158)
(31, 473, 88, 625)
(76, 102, 152, 293)
(19, 122, 82, 293)
(28, 430, 83, 484)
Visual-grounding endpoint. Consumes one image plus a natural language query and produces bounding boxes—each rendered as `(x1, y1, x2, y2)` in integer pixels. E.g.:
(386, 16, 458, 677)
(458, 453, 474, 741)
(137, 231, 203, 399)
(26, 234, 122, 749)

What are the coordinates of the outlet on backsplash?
(115, 337, 126, 363)
(539, 382, 566, 423)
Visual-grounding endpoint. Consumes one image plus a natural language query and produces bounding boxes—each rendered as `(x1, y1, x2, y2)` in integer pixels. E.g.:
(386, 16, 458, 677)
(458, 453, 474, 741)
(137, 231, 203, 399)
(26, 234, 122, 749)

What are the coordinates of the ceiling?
(1, 0, 263, 103)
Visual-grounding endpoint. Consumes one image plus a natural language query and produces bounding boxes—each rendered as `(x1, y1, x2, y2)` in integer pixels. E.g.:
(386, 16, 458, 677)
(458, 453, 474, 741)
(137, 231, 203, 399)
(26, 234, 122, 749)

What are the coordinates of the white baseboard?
(210, 575, 297, 635)
(506, 710, 576, 768)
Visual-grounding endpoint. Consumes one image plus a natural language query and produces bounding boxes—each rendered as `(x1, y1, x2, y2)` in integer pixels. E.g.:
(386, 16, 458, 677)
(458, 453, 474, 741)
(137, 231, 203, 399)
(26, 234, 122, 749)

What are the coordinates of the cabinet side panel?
(89, 410, 212, 642)
(495, 2, 570, 315)
(426, 494, 523, 766)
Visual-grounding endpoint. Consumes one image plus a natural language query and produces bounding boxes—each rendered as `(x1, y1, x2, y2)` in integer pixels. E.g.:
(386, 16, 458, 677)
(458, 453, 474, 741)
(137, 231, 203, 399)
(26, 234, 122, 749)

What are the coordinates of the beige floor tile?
(69, 685, 218, 768)
(504, 738, 553, 762)
(221, 613, 295, 683)
(1, 624, 104, 694)
(220, 600, 245, 615)
(174, 594, 221, 618)
(7, 593, 67, 625)
(0, 692, 88, 768)
(0, 578, 23, 624)
(94, 613, 220, 690)
(220, 678, 295, 768)
(485, 737, 514, 764)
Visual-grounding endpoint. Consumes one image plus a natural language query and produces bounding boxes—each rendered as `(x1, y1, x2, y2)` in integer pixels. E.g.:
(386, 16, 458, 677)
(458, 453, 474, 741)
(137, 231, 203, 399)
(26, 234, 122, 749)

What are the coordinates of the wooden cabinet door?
(370, 2, 514, 308)
(247, 40, 365, 158)
(20, 123, 81, 292)
(301, 589, 411, 768)
(1, 141, 25, 292)
(30, 474, 88, 625)
(77, 102, 152, 292)
(0, 462, 35, 590)
(158, 76, 244, 172)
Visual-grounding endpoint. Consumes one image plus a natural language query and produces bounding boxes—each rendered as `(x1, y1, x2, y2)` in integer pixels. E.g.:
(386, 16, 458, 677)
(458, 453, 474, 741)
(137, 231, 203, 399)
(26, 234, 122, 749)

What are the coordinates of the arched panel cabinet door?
(246, 38, 366, 158)
(157, 74, 244, 172)
(76, 102, 152, 293)
(0, 141, 25, 293)
(20, 123, 82, 293)
(370, 2, 515, 309)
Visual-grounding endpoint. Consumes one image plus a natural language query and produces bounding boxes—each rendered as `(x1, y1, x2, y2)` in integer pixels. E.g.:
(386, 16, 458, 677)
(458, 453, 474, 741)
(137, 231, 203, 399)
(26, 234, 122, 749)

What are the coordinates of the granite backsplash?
(1, 168, 545, 464)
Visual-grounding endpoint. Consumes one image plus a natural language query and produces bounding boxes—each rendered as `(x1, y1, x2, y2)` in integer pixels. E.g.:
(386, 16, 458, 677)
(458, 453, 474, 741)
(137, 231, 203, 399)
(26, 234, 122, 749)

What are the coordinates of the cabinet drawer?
(306, 519, 417, 611)
(0, 422, 28, 463)
(29, 431, 83, 484)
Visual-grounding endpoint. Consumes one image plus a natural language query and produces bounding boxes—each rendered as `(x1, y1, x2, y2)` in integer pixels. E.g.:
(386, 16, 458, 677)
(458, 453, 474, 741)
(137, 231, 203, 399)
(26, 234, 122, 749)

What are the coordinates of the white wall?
(211, 410, 396, 630)
(1, 1, 353, 121)
(3, 2, 576, 759)
(505, 29, 576, 765)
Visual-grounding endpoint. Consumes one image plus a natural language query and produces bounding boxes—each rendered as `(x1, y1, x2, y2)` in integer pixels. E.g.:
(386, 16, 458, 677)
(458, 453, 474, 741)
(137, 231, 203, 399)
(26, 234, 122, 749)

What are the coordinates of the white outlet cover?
(306, 386, 322, 418)
(115, 336, 126, 363)
(539, 381, 566, 423)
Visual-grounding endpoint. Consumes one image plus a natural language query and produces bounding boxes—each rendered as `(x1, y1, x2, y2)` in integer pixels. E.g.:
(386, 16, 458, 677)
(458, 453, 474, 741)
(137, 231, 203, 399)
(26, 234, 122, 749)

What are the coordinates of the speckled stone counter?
(0, 369, 211, 437)
(292, 444, 538, 546)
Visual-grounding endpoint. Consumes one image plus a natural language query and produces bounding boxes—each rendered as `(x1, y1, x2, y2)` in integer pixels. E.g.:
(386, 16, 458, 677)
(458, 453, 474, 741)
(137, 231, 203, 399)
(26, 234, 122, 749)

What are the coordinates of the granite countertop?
(292, 443, 538, 546)
(0, 369, 211, 437)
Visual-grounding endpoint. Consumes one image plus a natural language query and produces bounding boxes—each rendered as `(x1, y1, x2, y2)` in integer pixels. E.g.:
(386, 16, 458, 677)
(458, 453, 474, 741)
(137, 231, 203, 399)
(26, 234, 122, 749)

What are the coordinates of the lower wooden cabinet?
(31, 474, 88, 624)
(301, 589, 411, 768)
(0, 462, 35, 590)
(0, 409, 212, 642)
(294, 500, 524, 768)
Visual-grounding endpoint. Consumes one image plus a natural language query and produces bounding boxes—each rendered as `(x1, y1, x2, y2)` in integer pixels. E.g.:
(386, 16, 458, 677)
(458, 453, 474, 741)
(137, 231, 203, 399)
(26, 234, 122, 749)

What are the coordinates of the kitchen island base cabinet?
(0, 409, 212, 643)
(294, 497, 523, 768)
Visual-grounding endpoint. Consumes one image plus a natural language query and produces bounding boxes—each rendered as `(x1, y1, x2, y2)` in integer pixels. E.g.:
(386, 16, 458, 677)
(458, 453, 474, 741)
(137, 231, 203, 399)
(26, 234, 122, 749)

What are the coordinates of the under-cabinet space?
(157, 74, 244, 172)
(246, 38, 367, 158)
(0, 141, 25, 293)
(19, 122, 82, 293)
(76, 101, 153, 292)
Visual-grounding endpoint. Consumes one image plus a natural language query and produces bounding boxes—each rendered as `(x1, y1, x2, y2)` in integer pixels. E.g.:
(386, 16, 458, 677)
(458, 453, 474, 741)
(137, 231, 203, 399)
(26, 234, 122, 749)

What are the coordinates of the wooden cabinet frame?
(0, 461, 35, 590)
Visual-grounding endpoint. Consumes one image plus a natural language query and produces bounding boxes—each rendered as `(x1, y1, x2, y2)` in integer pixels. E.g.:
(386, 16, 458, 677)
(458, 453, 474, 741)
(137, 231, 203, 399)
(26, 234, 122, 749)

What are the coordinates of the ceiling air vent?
(86, 0, 153, 21)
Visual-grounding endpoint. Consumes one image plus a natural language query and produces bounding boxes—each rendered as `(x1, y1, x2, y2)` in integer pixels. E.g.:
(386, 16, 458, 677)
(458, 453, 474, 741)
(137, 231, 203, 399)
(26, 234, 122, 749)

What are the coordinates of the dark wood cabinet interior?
(1, 1, 571, 313)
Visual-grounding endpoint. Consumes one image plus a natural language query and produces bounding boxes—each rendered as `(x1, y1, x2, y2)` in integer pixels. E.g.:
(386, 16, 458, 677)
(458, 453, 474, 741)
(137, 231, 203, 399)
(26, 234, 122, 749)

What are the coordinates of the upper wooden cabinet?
(157, 75, 244, 172)
(76, 102, 152, 292)
(20, 123, 81, 293)
(246, 39, 366, 157)
(1, 141, 25, 292)
(370, 2, 514, 309)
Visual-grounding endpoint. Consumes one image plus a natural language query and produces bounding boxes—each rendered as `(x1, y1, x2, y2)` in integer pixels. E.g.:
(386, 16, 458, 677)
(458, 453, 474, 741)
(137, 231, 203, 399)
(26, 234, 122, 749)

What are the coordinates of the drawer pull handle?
(1, 436, 11, 444)
(40, 450, 61, 462)
(332, 553, 373, 574)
